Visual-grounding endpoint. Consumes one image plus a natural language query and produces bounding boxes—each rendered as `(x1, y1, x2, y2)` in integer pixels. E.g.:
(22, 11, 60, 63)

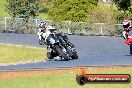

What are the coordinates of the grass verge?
(0, 0, 10, 17)
(0, 44, 47, 64)
(0, 67, 132, 88)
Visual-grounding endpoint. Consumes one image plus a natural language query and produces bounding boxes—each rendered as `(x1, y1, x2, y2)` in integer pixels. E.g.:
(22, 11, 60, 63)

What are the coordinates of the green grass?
(0, 44, 47, 63)
(0, 0, 10, 17)
(0, 70, 132, 88)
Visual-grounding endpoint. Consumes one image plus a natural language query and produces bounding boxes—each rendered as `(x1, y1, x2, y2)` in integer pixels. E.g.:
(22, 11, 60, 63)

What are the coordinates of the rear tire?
(55, 46, 69, 60)
(130, 44, 132, 55)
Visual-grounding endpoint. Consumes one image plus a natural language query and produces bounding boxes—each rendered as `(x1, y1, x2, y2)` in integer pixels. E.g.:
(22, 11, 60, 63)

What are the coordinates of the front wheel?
(55, 46, 69, 60)
(130, 44, 132, 55)
(47, 51, 59, 59)
(47, 51, 54, 59)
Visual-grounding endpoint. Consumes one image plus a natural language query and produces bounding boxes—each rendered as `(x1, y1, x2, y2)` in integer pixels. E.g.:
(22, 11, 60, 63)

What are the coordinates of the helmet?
(38, 21, 47, 28)
(123, 19, 130, 28)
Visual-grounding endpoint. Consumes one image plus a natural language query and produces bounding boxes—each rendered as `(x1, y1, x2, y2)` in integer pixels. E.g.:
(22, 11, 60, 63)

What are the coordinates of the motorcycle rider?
(37, 21, 48, 45)
(37, 21, 77, 60)
(122, 17, 132, 39)
(37, 21, 70, 46)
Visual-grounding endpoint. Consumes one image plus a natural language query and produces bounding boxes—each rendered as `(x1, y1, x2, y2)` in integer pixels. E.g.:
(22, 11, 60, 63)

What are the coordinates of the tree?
(48, 0, 97, 22)
(6, 0, 40, 18)
(6, 0, 40, 33)
(89, 4, 118, 23)
(113, 0, 131, 11)
(112, 0, 132, 23)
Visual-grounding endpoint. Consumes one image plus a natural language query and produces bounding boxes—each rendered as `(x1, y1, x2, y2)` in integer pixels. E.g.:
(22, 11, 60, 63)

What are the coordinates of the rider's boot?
(39, 39, 43, 45)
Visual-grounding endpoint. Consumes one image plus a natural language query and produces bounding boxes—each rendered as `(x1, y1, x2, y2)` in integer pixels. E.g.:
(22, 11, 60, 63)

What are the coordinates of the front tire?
(47, 51, 59, 59)
(47, 52, 54, 59)
(55, 46, 69, 60)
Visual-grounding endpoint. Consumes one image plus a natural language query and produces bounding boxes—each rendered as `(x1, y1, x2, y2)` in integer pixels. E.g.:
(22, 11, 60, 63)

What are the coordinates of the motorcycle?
(124, 31, 132, 55)
(41, 27, 78, 60)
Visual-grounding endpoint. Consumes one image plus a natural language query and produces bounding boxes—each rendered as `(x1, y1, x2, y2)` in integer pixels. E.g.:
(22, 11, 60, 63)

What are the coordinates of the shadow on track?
(46, 58, 76, 62)
(124, 55, 132, 56)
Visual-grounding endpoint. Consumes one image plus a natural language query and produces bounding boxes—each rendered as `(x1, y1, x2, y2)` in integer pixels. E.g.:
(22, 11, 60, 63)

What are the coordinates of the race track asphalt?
(0, 33, 132, 70)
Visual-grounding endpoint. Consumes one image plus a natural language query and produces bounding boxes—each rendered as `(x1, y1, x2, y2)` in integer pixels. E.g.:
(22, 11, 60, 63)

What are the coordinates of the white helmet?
(38, 21, 47, 28)
(123, 19, 130, 28)
(123, 20, 130, 25)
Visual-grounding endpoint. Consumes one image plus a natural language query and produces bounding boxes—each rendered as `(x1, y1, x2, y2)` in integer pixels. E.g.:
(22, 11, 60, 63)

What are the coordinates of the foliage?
(48, 0, 97, 22)
(39, 0, 52, 13)
(88, 4, 119, 23)
(6, 0, 41, 33)
(6, 0, 40, 18)
(113, 0, 131, 11)
(112, 0, 132, 22)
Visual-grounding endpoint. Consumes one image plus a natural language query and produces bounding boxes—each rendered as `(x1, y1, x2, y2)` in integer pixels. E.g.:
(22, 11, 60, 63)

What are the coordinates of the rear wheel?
(55, 46, 69, 60)
(130, 44, 132, 55)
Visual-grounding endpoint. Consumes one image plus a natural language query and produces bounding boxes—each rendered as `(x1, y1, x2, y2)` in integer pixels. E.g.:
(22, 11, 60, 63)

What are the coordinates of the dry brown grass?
(0, 66, 132, 79)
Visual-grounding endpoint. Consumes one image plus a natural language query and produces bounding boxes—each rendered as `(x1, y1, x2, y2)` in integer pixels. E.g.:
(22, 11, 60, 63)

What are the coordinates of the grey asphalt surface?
(0, 33, 131, 70)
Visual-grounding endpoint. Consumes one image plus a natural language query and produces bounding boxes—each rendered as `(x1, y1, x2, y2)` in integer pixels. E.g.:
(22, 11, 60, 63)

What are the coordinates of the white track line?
(0, 43, 42, 49)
